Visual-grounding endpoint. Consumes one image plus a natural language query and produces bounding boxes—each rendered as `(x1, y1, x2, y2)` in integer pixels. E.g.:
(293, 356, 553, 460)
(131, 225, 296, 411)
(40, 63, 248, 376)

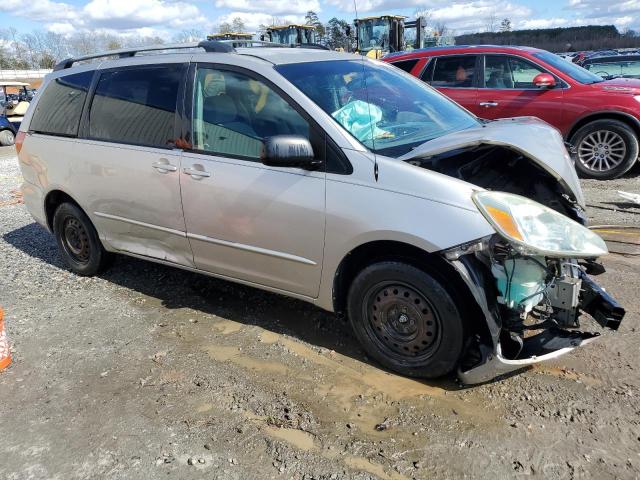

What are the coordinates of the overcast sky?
(0, 0, 637, 38)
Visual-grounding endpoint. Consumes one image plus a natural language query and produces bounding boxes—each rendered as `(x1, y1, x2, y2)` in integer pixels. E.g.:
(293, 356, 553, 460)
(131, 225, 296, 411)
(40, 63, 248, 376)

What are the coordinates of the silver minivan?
(16, 41, 624, 384)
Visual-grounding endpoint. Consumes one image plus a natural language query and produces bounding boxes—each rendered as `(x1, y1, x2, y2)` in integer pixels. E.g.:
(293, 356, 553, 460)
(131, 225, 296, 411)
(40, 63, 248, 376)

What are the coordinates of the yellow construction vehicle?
(264, 25, 318, 46)
(207, 32, 254, 47)
(354, 15, 453, 58)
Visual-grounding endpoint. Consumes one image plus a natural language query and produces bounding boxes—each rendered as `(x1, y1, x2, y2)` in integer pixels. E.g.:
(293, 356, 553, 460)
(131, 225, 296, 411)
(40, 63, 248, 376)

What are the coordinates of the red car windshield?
(532, 51, 603, 84)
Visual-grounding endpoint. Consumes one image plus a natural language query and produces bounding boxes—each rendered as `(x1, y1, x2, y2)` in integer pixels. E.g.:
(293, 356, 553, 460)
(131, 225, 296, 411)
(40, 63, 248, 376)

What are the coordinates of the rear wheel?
(0, 130, 14, 146)
(53, 202, 110, 276)
(347, 261, 465, 378)
(571, 119, 638, 179)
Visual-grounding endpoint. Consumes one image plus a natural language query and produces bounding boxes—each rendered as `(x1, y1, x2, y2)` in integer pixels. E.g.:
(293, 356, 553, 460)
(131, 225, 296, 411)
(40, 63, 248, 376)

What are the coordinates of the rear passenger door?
(74, 63, 194, 266)
(420, 55, 480, 113)
(179, 64, 326, 297)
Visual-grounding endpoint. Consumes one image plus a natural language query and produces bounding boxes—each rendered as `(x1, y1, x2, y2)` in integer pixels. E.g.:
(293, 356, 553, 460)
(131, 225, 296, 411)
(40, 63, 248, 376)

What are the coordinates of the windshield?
(302, 29, 317, 44)
(357, 19, 390, 52)
(276, 59, 479, 157)
(270, 28, 298, 45)
(585, 59, 640, 79)
(533, 51, 604, 84)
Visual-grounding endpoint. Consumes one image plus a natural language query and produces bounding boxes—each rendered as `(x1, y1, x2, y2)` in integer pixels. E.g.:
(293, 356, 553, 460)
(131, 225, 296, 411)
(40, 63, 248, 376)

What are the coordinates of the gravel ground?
(582, 161, 640, 226)
(0, 145, 639, 480)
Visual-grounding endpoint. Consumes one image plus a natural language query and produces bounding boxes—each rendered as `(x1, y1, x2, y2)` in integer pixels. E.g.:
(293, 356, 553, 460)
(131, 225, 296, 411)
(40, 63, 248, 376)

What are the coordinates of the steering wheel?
(594, 71, 610, 77)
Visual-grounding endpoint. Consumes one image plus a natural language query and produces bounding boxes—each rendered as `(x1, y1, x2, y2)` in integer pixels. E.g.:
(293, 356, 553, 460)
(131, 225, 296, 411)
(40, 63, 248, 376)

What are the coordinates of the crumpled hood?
(398, 117, 585, 207)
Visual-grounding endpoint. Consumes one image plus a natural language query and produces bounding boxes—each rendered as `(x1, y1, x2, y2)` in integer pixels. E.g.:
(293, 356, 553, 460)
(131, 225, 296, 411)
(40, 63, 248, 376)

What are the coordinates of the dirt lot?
(0, 145, 639, 480)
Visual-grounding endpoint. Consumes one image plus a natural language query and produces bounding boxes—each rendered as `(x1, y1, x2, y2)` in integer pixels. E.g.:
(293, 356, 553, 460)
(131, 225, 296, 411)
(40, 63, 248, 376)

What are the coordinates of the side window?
(390, 59, 419, 73)
(29, 71, 93, 136)
(419, 58, 435, 83)
(484, 55, 545, 89)
(431, 56, 476, 88)
(192, 67, 311, 160)
(88, 65, 182, 148)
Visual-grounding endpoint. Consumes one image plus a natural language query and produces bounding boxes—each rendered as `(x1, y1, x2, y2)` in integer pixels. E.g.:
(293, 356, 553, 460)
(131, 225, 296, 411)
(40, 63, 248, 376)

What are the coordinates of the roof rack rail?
(222, 39, 288, 48)
(53, 40, 235, 71)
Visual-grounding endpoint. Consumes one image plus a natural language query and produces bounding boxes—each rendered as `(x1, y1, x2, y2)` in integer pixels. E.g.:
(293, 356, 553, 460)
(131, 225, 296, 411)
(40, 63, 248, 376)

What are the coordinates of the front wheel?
(0, 129, 15, 146)
(571, 119, 638, 179)
(347, 262, 465, 378)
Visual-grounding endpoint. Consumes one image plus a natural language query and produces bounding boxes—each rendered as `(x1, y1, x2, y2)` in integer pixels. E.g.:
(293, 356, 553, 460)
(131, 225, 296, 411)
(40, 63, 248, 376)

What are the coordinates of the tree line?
(456, 25, 640, 52)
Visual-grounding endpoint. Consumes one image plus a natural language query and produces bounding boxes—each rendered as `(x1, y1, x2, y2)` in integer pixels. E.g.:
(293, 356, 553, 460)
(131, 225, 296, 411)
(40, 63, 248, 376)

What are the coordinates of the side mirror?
(345, 26, 351, 37)
(533, 73, 556, 88)
(261, 135, 321, 170)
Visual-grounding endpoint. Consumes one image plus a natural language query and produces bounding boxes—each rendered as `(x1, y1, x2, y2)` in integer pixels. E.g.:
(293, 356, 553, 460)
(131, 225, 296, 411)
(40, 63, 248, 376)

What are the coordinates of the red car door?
(421, 55, 479, 114)
(477, 54, 564, 127)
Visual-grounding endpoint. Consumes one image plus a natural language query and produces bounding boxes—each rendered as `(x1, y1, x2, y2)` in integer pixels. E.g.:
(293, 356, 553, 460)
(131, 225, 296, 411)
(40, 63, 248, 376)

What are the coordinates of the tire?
(53, 202, 110, 276)
(0, 129, 14, 146)
(571, 119, 639, 179)
(347, 261, 465, 378)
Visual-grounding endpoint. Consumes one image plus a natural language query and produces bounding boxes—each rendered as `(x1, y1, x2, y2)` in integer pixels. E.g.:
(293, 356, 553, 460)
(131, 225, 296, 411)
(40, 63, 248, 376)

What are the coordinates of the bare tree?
(4, 28, 30, 68)
(485, 11, 497, 32)
(69, 32, 98, 56)
(413, 8, 433, 28)
(231, 18, 246, 33)
(173, 29, 204, 43)
(435, 22, 449, 37)
(218, 22, 232, 34)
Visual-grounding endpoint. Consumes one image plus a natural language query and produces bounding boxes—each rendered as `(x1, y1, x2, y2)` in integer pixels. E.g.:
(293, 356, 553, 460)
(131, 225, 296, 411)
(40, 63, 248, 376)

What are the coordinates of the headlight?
(472, 191, 607, 258)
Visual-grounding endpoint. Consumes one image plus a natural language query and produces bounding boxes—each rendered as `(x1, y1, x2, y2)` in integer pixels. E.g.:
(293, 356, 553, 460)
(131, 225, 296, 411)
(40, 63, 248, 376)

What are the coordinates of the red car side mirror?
(533, 73, 556, 88)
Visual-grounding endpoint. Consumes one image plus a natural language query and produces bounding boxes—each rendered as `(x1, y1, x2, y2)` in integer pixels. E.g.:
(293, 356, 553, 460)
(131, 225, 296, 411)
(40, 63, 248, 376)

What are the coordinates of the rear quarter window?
(88, 65, 183, 148)
(390, 58, 419, 73)
(29, 71, 93, 136)
(431, 56, 477, 87)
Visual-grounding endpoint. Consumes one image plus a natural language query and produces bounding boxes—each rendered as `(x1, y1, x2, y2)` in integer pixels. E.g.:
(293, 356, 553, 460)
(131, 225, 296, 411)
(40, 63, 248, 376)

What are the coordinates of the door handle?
(479, 101, 499, 107)
(151, 161, 178, 173)
(183, 167, 211, 178)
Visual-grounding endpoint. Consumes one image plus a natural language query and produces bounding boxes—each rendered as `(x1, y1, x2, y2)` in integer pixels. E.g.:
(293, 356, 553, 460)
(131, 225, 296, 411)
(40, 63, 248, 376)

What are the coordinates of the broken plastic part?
(458, 330, 600, 385)
(443, 237, 490, 260)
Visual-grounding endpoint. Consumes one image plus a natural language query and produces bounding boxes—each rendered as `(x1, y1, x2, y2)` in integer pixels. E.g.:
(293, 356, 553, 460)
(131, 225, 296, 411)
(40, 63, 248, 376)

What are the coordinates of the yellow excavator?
(263, 25, 319, 46)
(354, 15, 453, 58)
(207, 32, 254, 47)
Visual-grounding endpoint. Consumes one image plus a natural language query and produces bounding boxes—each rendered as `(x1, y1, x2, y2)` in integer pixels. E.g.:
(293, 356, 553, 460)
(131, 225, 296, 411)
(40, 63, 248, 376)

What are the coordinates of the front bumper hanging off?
(450, 257, 625, 385)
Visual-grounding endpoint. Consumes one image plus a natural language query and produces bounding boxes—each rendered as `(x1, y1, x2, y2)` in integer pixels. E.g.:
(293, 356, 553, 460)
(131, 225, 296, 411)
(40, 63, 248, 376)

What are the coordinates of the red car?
(385, 45, 640, 179)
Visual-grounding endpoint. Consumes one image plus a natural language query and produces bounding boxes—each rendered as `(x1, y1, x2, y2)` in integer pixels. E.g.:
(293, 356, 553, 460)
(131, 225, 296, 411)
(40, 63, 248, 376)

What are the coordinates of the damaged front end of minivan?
(401, 118, 625, 384)
(443, 193, 624, 385)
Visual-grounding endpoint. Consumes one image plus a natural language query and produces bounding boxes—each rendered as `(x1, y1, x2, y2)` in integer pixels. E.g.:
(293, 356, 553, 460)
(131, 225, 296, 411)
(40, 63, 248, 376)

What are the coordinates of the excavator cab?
(207, 32, 254, 47)
(265, 25, 318, 46)
(354, 15, 427, 58)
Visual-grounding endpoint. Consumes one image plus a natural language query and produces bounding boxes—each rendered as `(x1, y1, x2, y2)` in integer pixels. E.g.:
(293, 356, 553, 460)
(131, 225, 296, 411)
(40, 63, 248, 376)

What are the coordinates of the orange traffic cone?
(0, 307, 11, 371)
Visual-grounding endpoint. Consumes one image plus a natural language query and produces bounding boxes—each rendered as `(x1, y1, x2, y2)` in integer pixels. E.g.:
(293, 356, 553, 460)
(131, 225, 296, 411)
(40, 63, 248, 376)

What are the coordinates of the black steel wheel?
(348, 261, 465, 378)
(363, 282, 441, 363)
(53, 202, 111, 276)
(61, 216, 91, 264)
